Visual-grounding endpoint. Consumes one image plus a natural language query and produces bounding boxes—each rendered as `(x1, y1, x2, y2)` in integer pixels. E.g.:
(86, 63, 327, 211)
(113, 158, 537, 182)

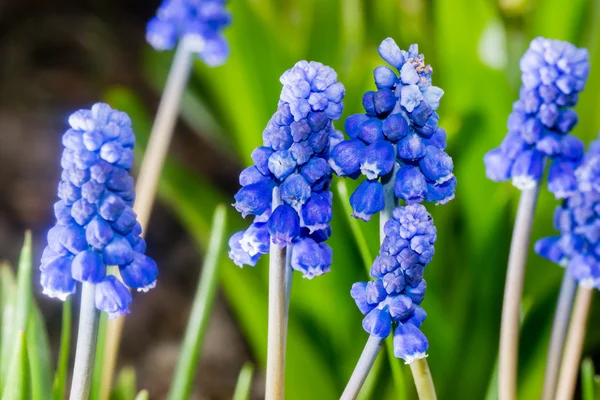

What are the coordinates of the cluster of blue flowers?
(146, 0, 231, 66)
(536, 134, 600, 288)
(40, 103, 158, 318)
(484, 37, 590, 198)
(329, 38, 454, 221)
(228, 61, 345, 279)
(351, 205, 434, 363)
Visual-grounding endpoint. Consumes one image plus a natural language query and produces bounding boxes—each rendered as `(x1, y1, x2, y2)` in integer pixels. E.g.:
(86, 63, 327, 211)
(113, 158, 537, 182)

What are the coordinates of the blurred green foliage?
(108, 0, 600, 398)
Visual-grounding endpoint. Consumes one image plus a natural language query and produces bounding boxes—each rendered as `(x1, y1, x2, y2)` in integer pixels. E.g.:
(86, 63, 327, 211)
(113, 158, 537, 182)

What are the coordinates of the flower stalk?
(554, 286, 593, 400)
(69, 283, 101, 400)
(410, 358, 437, 400)
(499, 185, 540, 400)
(542, 272, 576, 400)
(265, 188, 289, 400)
(340, 335, 384, 400)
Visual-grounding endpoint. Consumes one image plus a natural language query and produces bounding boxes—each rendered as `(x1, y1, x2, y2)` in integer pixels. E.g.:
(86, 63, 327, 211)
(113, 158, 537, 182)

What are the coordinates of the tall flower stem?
(499, 185, 540, 400)
(69, 283, 101, 400)
(265, 188, 289, 400)
(555, 286, 593, 400)
(340, 335, 384, 400)
(410, 359, 437, 400)
(101, 37, 200, 400)
(542, 272, 577, 400)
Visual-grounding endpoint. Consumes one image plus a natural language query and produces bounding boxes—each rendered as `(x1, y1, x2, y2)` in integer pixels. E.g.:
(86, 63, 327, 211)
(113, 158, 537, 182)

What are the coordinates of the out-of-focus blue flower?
(330, 38, 454, 222)
(536, 134, 600, 288)
(40, 103, 158, 318)
(484, 37, 590, 198)
(350, 204, 435, 362)
(146, 0, 232, 66)
(229, 61, 344, 278)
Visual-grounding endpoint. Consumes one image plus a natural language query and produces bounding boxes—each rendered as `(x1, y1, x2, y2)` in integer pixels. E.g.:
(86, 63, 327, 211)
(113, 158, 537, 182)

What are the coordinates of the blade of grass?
(52, 299, 72, 400)
(168, 205, 227, 400)
(0, 265, 16, 393)
(582, 358, 595, 400)
(1, 332, 29, 400)
(110, 367, 137, 400)
(27, 305, 52, 398)
(233, 362, 254, 400)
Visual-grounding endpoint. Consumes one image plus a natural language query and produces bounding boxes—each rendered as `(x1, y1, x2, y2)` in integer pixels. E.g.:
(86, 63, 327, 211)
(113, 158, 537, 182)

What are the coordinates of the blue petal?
(72, 250, 106, 283)
(350, 180, 385, 221)
(267, 204, 300, 248)
(120, 252, 158, 292)
(362, 308, 392, 338)
(95, 275, 132, 319)
(393, 323, 428, 363)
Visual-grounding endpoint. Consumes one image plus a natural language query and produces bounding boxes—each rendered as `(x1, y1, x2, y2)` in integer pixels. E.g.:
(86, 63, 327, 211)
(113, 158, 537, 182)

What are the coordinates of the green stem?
(69, 283, 101, 400)
(409, 359, 437, 400)
(498, 185, 540, 400)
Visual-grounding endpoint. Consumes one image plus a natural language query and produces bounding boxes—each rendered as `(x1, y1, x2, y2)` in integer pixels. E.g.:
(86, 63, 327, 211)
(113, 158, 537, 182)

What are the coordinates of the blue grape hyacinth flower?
(484, 37, 590, 198)
(535, 133, 600, 288)
(330, 38, 455, 221)
(229, 61, 345, 278)
(351, 204, 435, 363)
(40, 103, 158, 318)
(146, 0, 232, 66)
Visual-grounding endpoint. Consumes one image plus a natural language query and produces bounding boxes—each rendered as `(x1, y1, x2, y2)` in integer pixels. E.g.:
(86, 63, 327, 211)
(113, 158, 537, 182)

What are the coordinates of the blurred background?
(1, 0, 599, 398)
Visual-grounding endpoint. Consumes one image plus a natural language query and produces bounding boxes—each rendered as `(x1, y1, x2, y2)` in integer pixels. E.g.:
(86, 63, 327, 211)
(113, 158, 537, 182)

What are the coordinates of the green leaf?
(0, 265, 16, 394)
(168, 205, 228, 400)
(51, 299, 72, 400)
(1, 332, 29, 400)
(27, 305, 52, 399)
(133, 390, 149, 400)
(14, 232, 33, 333)
(110, 367, 137, 400)
(232, 362, 254, 400)
(582, 358, 595, 400)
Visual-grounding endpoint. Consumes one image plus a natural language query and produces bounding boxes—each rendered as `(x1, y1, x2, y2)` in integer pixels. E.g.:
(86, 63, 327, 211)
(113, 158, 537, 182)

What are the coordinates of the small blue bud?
(389, 295, 414, 320)
(233, 180, 274, 218)
(71, 250, 105, 283)
(350, 180, 385, 221)
(60, 224, 87, 254)
(358, 118, 385, 144)
(228, 231, 261, 267)
(394, 165, 427, 204)
(511, 149, 544, 190)
(425, 176, 457, 205)
(560, 135, 584, 160)
(268, 150, 297, 180)
(98, 193, 126, 222)
(240, 222, 270, 256)
(290, 141, 315, 165)
(345, 114, 370, 139)
(405, 306, 427, 328)
(405, 279, 426, 304)
(393, 323, 428, 363)
(291, 238, 332, 279)
(267, 204, 300, 248)
(423, 86, 444, 111)
(351, 282, 376, 314)
(111, 206, 137, 235)
(362, 308, 392, 338)
(382, 271, 406, 294)
(378, 38, 404, 69)
(400, 85, 423, 113)
(301, 158, 330, 186)
(374, 89, 397, 116)
(382, 114, 409, 141)
(103, 235, 134, 266)
(362, 91, 377, 116)
(95, 275, 132, 319)
(371, 255, 400, 278)
(548, 160, 577, 199)
(329, 140, 366, 177)
(407, 101, 433, 126)
(419, 146, 454, 184)
(290, 120, 311, 142)
(251, 146, 274, 175)
(374, 66, 397, 89)
(239, 166, 268, 186)
(366, 279, 387, 304)
(557, 110, 578, 133)
(397, 132, 425, 161)
(71, 199, 96, 226)
(280, 173, 312, 210)
(300, 191, 332, 233)
(121, 252, 158, 292)
(535, 236, 566, 266)
(86, 216, 114, 250)
(361, 141, 396, 180)
(41, 256, 76, 301)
